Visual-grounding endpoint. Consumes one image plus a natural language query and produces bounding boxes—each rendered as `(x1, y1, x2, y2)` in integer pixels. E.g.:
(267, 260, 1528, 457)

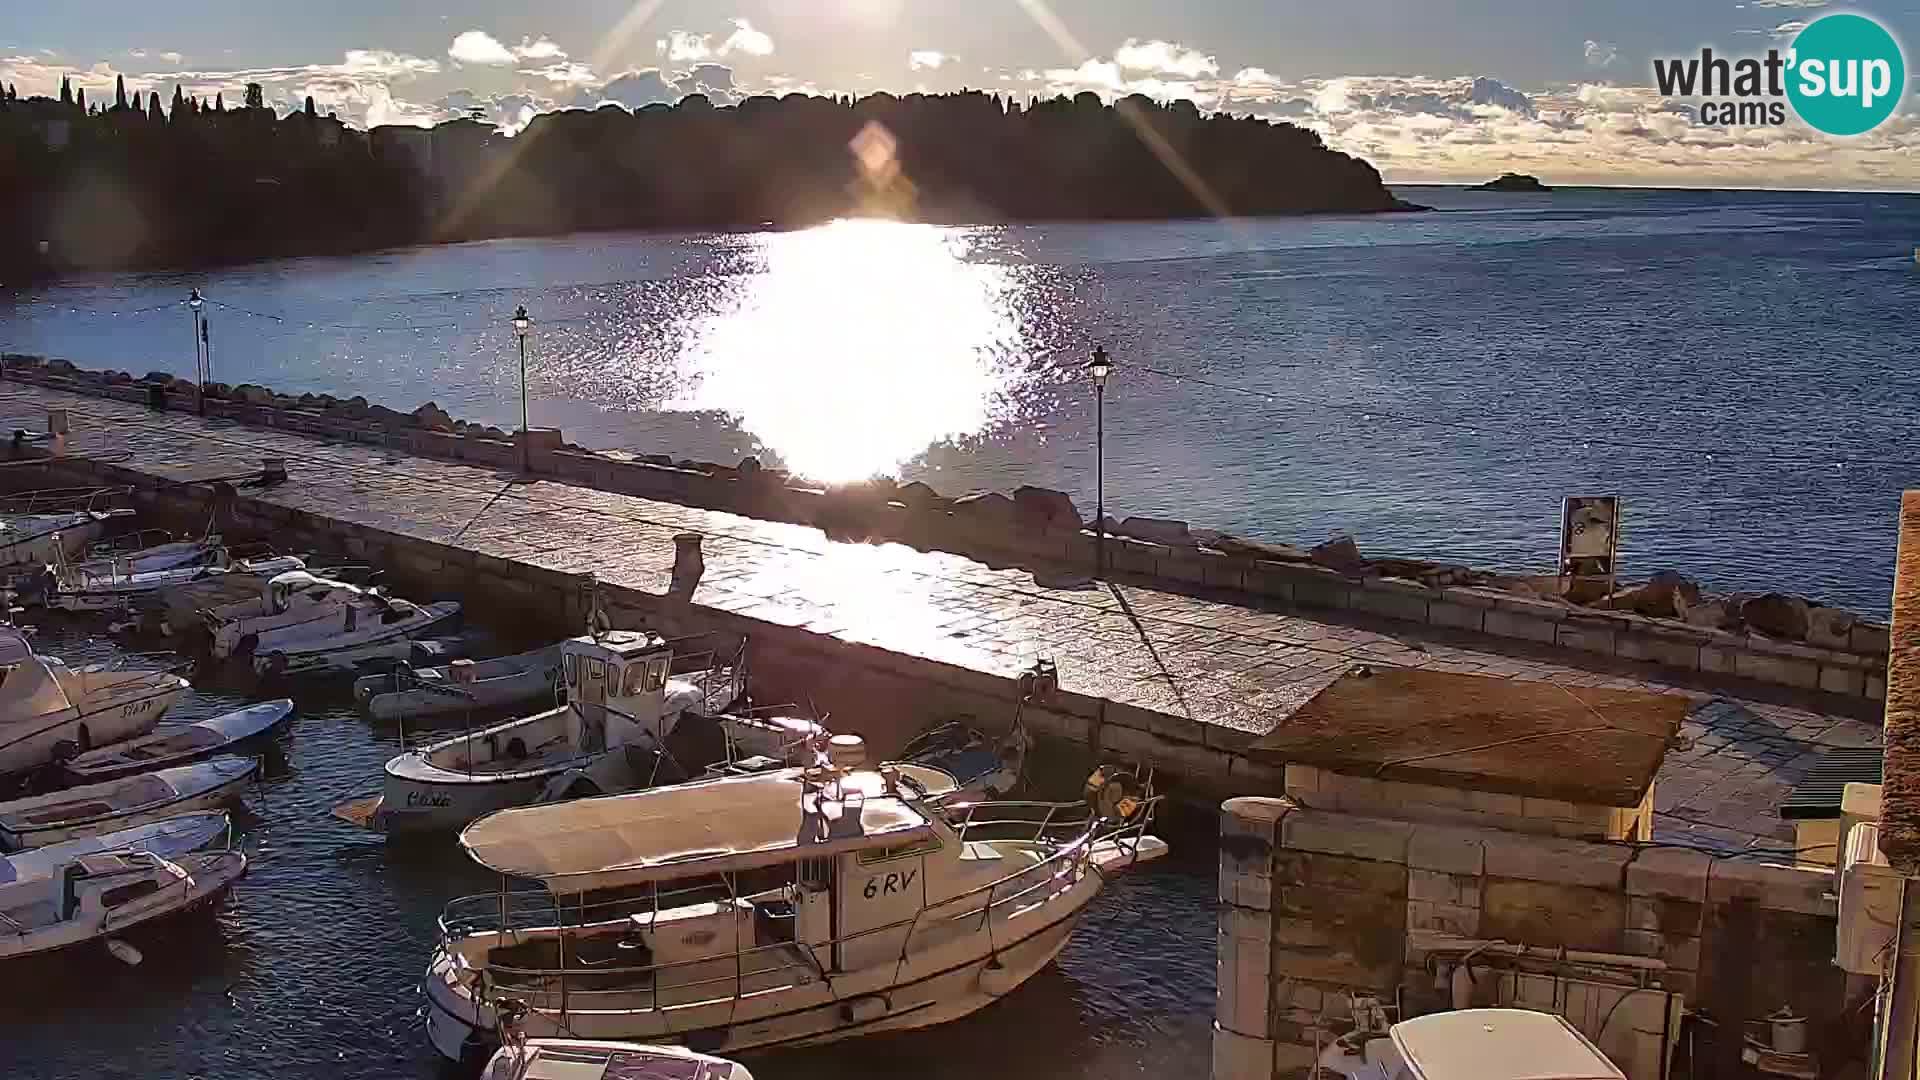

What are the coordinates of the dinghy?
(63, 700, 294, 783)
(0, 755, 256, 851)
(482, 1038, 754, 1080)
(333, 630, 766, 835)
(41, 549, 307, 614)
(76, 531, 223, 575)
(0, 503, 134, 572)
(0, 848, 246, 961)
(251, 596, 462, 677)
(899, 719, 1030, 803)
(355, 644, 563, 721)
(0, 627, 191, 775)
(424, 740, 1167, 1062)
(0, 812, 229, 884)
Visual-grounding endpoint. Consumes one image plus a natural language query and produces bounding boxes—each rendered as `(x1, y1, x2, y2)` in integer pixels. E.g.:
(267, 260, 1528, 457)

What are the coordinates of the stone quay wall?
(0, 354, 1891, 704)
(1215, 797, 1871, 1080)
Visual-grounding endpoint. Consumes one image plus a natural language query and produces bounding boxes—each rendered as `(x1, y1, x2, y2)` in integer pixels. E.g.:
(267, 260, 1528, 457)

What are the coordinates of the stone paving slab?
(1, 382, 1884, 849)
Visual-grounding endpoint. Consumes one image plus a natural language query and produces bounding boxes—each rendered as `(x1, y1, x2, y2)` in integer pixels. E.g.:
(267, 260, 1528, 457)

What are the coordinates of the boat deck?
(0, 379, 1887, 850)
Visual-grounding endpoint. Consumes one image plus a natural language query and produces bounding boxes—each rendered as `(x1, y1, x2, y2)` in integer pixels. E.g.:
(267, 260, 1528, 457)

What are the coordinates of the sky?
(2, 0, 1917, 189)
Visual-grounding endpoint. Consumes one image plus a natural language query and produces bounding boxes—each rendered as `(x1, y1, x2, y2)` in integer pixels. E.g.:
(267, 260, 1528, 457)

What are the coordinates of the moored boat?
(423, 739, 1167, 1061)
(481, 1037, 754, 1080)
(0, 626, 190, 775)
(0, 812, 230, 884)
(39, 547, 306, 614)
(250, 596, 462, 677)
(354, 644, 563, 721)
(63, 700, 293, 784)
(0, 755, 256, 851)
(0, 848, 246, 961)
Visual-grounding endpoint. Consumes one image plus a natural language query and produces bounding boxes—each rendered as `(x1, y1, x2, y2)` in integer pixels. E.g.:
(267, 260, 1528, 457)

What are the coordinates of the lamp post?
(187, 289, 205, 416)
(512, 305, 532, 473)
(1087, 344, 1113, 579)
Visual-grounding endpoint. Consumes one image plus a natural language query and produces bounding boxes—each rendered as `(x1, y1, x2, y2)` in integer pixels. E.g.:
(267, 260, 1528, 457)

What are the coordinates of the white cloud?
(523, 60, 597, 86)
(1043, 59, 1124, 94)
(721, 18, 774, 58)
(448, 30, 516, 66)
(342, 49, 440, 78)
(513, 37, 566, 61)
(1583, 40, 1617, 68)
(1113, 38, 1217, 78)
(657, 31, 712, 63)
(573, 65, 741, 110)
(1232, 67, 1282, 88)
(159, 51, 182, 64)
(909, 50, 951, 71)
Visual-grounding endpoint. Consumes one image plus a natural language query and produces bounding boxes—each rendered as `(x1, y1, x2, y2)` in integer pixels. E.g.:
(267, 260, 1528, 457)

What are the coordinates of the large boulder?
(1738, 592, 1811, 640)
(1310, 534, 1366, 574)
(1215, 534, 1312, 563)
(44, 358, 76, 375)
(1116, 516, 1194, 547)
(1012, 486, 1080, 530)
(896, 480, 946, 510)
(230, 383, 275, 406)
(412, 401, 455, 432)
(1806, 605, 1858, 650)
(143, 370, 175, 384)
(952, 491, 1020, 523)
(1604, 570, 1701, 619)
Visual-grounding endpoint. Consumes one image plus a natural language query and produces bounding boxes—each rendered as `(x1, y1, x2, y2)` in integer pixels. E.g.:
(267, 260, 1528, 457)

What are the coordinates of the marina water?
(5, 187, 1920, 611)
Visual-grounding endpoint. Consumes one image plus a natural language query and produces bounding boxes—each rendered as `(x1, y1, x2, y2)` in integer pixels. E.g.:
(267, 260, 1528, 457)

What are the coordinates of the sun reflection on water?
(668, 218, 1037, 484)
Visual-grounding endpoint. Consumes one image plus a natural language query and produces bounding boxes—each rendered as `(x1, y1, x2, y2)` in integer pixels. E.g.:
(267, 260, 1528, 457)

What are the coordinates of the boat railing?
(461, 810, 1139, 1012)
(0, 485, 132, 517)
(0, 909, 25, 936)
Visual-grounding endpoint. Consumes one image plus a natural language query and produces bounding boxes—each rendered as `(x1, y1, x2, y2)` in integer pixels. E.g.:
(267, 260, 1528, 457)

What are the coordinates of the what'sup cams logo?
(1653, 12, 1907, 135)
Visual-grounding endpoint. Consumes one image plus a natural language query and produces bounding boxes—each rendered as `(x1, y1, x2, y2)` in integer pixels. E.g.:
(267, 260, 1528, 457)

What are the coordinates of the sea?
(5, 186, 1920, 610)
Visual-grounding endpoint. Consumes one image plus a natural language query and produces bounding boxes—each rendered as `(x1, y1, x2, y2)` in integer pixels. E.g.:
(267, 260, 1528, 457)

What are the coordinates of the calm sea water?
(0, 621, 1217, 1080)
(5, 186, 1920, 611)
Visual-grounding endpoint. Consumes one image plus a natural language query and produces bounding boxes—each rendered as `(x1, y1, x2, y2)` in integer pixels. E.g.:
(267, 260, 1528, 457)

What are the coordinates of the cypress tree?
(304, 95, 317, 118)
(171, 84, 185, 120)
(214, 92, 225, 113)
(148, 92, 164, 122)
(114, 74, 127, 111)
(76, 87, 87, 112)
(59, 76, 72, 105)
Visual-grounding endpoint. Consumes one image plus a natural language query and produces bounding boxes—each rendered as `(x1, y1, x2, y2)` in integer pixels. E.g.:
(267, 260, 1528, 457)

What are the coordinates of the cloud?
(1752, 0, 1827, 6)
(1043, 59, 1125, 94)
(1232, 67, 1283, 88)
(572, 65, 740, 110)
(513, 37, 566, 62)
(1583, 40, 1618, 68)
(159, 51, 182, 65)
(437, 88, 553, 134)
(658, 31, 712, 62)
(523, 60, 597, 86)
(1113, 38, 1217, 78)
(721, 18, 774, 58)
(448, 30, 517, 66)
(909, 50, 951, 71)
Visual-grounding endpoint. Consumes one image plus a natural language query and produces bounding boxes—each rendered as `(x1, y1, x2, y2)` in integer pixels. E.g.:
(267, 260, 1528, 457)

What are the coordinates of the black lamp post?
(512, 305, 532, 473)
(1087, 344, 1113, 578)
(187, 289, 206, 415)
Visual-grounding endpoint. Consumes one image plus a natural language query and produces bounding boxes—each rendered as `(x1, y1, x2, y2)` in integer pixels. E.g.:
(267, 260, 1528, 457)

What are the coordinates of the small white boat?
(333, 631, 772, 835)
(0, 812, 230, 885)
(251, 595, 462, 677)
(424, 742, 1167, 1061)
(0, 627, 190, 775)
(0, 755, 256, 851)
(42, 548, 307, 614)
(0, 504, 134, 571)
(63, 700, 293, 783)
(76, 532, 225, 575)
(899, 719, 1030, 803)
(0, 848, 246, 961)
(205, 570, 392, 660)
(355, 645, 563, 721)
(482, 1038, 754, 1080)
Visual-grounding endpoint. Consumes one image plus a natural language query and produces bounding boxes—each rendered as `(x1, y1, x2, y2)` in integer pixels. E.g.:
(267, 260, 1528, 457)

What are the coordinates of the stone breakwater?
(0, 353, 1891, 700)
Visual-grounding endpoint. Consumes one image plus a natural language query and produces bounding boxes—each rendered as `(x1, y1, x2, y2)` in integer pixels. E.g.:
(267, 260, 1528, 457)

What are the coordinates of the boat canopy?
(1390, 1009, 1625, 1080)
(460, 768, 934, 893)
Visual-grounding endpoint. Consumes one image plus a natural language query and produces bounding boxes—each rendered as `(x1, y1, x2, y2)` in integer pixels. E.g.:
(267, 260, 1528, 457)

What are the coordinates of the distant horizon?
(1387, 179, 1920, 195)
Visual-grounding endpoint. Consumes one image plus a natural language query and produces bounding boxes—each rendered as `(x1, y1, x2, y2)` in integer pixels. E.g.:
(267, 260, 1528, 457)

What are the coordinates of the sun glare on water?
(669, 218, 1033, 484)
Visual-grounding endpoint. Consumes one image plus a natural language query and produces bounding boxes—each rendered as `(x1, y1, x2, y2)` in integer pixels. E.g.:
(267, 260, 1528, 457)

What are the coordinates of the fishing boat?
(39, 548, 307, 614)
(355, 644, 564, 722)
(205, 570, 398, 660)
(0, 627, 190, 775)
(422, 738, 1167, 1061)
(481, 1037, 754, 1080)
(0, 812, 230, 884)
(899, 718, 1030, 803)
(63, 700, 294, 784)
(0, 847, 246, 961)
(0, 755, 256, 851)
(1319, 1008, 1628, 1080)
(76, 531, 225, 575)
(332, 630, 774, 835)
(251, 594, 462, 677)
(0, 496, 135, 572)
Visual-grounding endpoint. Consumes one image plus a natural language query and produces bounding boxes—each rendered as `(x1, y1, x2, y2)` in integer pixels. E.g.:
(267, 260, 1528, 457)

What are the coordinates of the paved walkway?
(0, 382, 1882, 850)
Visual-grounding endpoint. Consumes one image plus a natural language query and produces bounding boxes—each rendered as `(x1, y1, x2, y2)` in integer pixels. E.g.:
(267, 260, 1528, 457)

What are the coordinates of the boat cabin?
(0, 851, 178, 934)
(261, 570, 358, 616)
(559, 631, 683, 755)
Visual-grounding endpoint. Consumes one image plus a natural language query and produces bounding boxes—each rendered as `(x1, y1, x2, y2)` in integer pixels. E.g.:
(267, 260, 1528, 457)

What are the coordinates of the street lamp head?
(187, 288, 203, 311)
(512, 305, 531, 337)
(1087, 344, 1113, 388)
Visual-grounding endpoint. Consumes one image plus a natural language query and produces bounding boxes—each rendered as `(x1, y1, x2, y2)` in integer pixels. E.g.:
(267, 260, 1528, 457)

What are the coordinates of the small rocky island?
(1470, 172, 1552, 192)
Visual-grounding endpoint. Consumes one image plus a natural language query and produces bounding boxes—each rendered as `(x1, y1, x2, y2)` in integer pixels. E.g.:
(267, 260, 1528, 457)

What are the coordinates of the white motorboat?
(423, 740, 1167, 1062)
(76, 531, 225, 575)
(63, 700, 293, 783)
(0, 755, 256, 851)
(899, 719, 1030, 803)
(41, 547, 307, 614)
(0, 847, 246, 961)
(482, 1037, 754, 1080)
(251, 595, 462, 677)
(333, 630, 779, 835)
(355, 644, 564, 722)
(0, 503, 134, 572)
(204, 570, 393, 660)
(1319, 1008, 1627, 1080)
(0, 626, 190, 775)
(0, 812, 230, 884)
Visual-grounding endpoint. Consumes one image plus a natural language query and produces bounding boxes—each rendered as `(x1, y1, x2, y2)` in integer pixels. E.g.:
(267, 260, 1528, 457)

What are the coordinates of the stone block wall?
(1282, 764, 1654, 842)
(1216, 798, 1869, 1080)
